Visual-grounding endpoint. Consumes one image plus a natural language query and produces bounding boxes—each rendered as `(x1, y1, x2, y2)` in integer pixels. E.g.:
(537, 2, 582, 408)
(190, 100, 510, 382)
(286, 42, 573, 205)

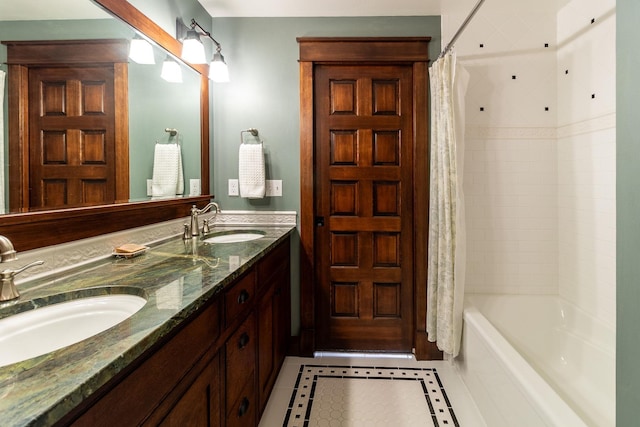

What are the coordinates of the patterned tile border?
(284, 364, 459, 427)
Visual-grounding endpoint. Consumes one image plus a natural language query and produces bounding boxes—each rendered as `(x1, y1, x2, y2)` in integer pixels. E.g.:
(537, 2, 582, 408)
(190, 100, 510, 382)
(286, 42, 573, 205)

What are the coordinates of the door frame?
(6, 39, 130, 212)
(297, 37, 440, 360)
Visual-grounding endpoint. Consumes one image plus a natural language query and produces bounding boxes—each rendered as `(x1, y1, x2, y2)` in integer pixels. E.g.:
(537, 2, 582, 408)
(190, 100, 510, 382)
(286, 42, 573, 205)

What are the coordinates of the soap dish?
(112, 246, 149, 258)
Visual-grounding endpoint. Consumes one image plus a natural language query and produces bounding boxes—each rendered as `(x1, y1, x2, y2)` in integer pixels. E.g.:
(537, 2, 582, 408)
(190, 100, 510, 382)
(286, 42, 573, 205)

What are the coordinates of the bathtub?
(455, 294, 614, 427)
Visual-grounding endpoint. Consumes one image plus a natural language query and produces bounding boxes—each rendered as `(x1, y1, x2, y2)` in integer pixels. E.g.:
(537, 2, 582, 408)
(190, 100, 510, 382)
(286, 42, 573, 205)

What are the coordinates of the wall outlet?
(265, 179, 282, 197)
(146, 179, 153, 196)
(189, 179, 201, 196)
(228, 179, 239, 196)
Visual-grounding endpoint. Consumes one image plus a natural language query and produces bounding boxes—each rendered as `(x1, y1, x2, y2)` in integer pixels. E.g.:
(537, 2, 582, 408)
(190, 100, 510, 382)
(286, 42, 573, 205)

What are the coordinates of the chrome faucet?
(186, 202, 220, 238)
(0, 235, 44, 302)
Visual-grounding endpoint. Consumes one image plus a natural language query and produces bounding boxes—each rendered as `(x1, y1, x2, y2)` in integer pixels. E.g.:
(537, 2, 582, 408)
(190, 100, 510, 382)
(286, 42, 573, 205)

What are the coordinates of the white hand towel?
(239, 142, 265, 199)
(151, 143, 184, 197)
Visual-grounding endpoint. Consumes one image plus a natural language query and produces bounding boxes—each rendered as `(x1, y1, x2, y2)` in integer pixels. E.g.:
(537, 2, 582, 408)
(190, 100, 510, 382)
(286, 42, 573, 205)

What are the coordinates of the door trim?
(297, 37, 440, 359)
(6, 39, 130, 212)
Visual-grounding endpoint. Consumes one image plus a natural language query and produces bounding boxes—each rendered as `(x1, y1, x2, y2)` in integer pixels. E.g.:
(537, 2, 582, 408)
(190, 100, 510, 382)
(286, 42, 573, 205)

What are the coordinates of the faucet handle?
(1, 260, 45, 280)
(0, 260, 45, 301)
(203, 219, 210, 235)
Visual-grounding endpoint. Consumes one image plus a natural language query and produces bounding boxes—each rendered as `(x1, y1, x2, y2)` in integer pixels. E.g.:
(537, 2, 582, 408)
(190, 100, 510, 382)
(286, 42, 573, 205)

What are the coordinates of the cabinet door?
(158, 353, 221, 427)
(257, 241, 291, 414)
(258, 285, 276, 412)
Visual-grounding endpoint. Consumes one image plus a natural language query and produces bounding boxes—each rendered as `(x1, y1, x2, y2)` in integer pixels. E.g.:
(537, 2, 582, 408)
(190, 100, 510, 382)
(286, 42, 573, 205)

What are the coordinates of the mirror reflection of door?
(5, 39, 129, 212)
(29, 66, 117, 209)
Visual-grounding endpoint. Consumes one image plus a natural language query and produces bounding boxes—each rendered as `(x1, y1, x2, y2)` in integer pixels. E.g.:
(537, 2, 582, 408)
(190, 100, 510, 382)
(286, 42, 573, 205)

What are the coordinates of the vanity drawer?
(224, 269, 256, 326)
(226, 374, 256, 427)
(225, 312, 256, 413)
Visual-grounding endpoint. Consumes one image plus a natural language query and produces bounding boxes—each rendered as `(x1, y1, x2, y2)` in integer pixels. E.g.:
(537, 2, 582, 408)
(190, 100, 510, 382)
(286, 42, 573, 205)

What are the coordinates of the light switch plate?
(228, 179, 239, 196)
(265, 179, 282, 197)
(146, 179, 153, 196)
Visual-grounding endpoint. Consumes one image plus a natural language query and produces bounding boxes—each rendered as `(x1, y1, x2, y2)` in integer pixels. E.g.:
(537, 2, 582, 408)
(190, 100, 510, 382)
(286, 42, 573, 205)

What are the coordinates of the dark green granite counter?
(0, 225, 294, 427)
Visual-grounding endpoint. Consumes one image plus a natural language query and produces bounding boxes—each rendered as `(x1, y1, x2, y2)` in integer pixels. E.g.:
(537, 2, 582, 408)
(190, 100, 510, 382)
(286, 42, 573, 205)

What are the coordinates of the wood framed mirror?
(0, 0, 211, 251)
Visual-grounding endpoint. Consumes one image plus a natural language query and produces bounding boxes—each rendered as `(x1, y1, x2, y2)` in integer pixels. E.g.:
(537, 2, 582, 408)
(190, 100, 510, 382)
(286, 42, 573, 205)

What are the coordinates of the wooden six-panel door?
(314, 64, 414, 351)
(28, 66, 117, 209)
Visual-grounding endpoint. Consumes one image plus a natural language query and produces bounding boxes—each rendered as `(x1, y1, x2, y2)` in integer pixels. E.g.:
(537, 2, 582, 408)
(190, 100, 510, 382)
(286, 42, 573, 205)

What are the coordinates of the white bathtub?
(455, 294, 615, 427)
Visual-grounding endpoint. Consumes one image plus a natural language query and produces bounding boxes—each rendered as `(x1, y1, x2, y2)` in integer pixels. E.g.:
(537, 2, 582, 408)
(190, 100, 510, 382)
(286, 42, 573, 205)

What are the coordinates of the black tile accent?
(545, 107, 549, 111)
(480, 107, 485, 111)
(512, 75, 517, 79)
(480, 43, 484, 48)
(450, 407, 461, 427)
(545, 43, 549, 47)
(591, 18, 596, 24)
(422, 380, 435, 414)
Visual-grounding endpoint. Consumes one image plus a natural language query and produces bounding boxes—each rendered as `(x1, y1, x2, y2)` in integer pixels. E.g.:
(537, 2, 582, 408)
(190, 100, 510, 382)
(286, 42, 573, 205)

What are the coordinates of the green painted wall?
(617, 0, 640, 425)
(127, 51, 201, 200)
(210, 16, 441, 334)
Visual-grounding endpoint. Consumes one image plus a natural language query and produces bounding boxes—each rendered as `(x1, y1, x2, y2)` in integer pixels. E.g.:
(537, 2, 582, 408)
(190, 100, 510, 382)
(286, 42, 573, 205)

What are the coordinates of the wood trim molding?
(298, 60, 315, 355)
(297, 37, 431, 62)
(412, 61, 442, 360)
(4, 39, 129, 64)
(7, 64, 28, 213)
(114, 62, 130, 203)
(200, 75, 210, 195)
(297, 37, 440, 359)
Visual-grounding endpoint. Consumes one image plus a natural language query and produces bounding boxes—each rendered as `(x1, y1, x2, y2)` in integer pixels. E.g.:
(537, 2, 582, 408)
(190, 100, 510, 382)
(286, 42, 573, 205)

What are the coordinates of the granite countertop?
(0, 225, 294, 427)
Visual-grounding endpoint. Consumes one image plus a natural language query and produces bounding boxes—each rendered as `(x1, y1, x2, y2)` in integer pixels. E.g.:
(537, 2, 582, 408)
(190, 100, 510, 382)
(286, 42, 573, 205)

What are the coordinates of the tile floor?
(259, 355, 486, 427)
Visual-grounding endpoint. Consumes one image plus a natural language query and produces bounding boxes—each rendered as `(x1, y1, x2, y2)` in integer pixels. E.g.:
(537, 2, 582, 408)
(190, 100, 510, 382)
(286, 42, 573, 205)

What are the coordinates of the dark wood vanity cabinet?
(64, 237, 291, 427)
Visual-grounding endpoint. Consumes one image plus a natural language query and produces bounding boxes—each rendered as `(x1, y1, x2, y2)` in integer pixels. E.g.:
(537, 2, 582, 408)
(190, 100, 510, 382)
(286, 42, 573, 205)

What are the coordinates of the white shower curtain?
(0, 70, 5, 214)
(426, 52, 469, 357)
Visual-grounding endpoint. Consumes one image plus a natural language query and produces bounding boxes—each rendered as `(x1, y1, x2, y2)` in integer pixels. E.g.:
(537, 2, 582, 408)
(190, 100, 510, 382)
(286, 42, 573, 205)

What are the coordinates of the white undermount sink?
(203, 230, 265, 244)
(0, 293, 146, 367)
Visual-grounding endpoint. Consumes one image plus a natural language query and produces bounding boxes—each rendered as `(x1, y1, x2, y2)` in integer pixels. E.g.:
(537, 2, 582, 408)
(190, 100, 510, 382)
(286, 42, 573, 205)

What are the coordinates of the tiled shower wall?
(441, 0, 616, 326)
(557, 0, 616, 327)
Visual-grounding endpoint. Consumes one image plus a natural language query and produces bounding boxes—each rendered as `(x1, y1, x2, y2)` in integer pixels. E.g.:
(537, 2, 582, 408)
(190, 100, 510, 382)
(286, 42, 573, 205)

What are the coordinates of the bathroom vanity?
(0, 225, 293, 426)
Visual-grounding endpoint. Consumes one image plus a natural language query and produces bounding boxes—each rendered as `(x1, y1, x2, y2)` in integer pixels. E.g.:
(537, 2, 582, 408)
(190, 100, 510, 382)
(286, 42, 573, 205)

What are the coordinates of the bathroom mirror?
(0, 0, 211, 251)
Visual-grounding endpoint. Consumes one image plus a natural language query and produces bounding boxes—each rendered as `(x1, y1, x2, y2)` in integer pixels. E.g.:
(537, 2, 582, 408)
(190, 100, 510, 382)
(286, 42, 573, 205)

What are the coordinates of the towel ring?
(240, 128, 260, 144)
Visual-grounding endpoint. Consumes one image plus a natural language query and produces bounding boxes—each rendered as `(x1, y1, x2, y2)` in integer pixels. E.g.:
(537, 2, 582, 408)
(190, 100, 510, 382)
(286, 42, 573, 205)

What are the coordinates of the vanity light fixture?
(181, 28, 207, 64)
(177, 18, 229, 82)
(129, 34, 155, 64)
(160, 55, 183, 83)
(209, 49, 229, 82)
